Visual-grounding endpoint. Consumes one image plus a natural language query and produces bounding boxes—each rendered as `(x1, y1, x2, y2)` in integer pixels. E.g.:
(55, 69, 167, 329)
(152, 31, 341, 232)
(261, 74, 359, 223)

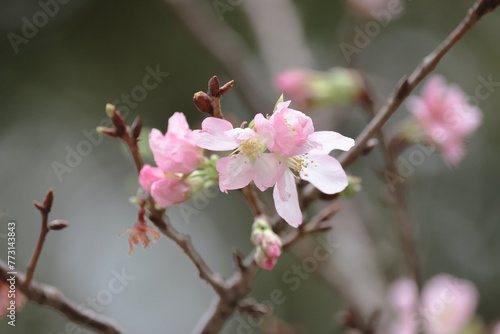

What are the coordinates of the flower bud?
(193, 91, 214, 115)
(48, 219, 69, 231)
(340, 175, 362, 198)
(219, 80, 234, 96)
(96, 126, 118, 138)
(208, 75, 220, 97)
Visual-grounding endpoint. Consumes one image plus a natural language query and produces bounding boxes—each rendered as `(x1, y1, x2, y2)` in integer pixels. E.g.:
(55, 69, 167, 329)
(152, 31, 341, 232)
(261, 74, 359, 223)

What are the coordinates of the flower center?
(286, 154, 317, 178)
(231, 138, 266, 164)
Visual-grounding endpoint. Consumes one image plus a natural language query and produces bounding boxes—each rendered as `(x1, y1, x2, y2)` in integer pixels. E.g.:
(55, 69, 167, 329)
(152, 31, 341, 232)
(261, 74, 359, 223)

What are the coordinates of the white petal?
(193, 117, 237, 151)
(309, 131, 355, 154)
(253, 153, 279, 191)
(217, 155, 255, 193)
(300, 152, 348, 194)
(273, 169, 302, 228)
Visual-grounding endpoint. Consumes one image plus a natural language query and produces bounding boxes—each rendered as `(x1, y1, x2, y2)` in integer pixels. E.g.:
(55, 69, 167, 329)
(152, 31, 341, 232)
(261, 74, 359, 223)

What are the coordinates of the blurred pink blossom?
(273, 70, 309, 108)
(407, 75, 482, 166)
(346, 0, 401, 17)
(388, 274, 479, 334)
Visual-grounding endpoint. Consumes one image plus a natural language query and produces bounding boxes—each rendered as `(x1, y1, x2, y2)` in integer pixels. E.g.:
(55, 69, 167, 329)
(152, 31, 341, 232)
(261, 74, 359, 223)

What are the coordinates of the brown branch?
(0, 260, 125, 334)
(240, 184, 268, 217)
(25, 188, 53, 286)
(193, 0, 500, 332)
(147, 211, 226, 295)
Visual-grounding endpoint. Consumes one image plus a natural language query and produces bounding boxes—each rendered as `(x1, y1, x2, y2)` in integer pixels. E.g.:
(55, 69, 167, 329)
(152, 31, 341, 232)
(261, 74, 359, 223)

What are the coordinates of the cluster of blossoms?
(406, 75, 482, 166)
(193, 100, 355, 227)
(250, 218, 282, 270)
(388, 274, 479, 334)
(139, 112, 203, 207)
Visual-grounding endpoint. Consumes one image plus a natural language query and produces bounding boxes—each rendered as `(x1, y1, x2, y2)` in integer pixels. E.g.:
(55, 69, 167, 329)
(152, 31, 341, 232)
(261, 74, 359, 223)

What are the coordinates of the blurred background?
(1, 0, 499, 333)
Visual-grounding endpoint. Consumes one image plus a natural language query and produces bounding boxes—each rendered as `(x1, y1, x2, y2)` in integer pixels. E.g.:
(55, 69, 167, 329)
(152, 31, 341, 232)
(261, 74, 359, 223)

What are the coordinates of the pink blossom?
(192, 117, 280, 193)
(493, 323, 500, 334)
(388, 274, 479, 334)
(149, 112, 202, 174)
(421, 274, 478, 334)
(139, 164, 191, 208)
(407, 75, 482, 166)
(258, 101, 355, 227)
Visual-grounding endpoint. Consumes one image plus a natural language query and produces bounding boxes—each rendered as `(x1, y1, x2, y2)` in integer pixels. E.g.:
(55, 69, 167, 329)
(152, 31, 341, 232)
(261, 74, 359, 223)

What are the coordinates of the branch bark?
(0, 260, 125, 334)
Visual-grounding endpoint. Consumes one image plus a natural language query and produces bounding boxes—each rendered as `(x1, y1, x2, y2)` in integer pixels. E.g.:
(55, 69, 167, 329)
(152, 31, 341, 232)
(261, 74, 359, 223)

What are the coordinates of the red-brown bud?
(193, 91, 214, 115)
(208, 76, 220, 97)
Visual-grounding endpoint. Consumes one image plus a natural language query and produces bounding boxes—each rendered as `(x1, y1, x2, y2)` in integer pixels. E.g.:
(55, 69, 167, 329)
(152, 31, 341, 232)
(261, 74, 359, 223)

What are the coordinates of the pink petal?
(149, 128, 167, 161)
(150, 178, 190, 208)
(253, 153, 279, 191)
(388, 278, 419, 311)
(139, 164, 166, 192)
(273, 169, 302, 227)
(308, 131, 355, 154)
(300, 152, 348, 194)
(167, 112, 191, 138)
(217, 155, 255, 193)
(193, 117, 238, 151)
(254, 113, 275, 149)
(421, 274, 478, 334)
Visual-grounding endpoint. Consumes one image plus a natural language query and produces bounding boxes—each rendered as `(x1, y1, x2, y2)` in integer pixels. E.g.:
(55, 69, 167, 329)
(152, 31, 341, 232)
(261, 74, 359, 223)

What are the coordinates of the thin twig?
(25, 188, 53, 286)
(240, 184, 268, 217)
(281, 203, 341, 249)
(0, 260, 125, 334)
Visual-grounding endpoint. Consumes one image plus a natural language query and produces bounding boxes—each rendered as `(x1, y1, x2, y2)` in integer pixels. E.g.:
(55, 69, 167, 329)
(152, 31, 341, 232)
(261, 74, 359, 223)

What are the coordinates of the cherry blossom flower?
(122, 207, 160, 255)
(192, 117, 280, 193)
(388, 274, 479, 334)
(257, 101, 355, 227)
(407, 75, 482, 166)
(149, 112, 203, 174)
(0, 280, 26, 319)
(139, 164, 191, 208)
